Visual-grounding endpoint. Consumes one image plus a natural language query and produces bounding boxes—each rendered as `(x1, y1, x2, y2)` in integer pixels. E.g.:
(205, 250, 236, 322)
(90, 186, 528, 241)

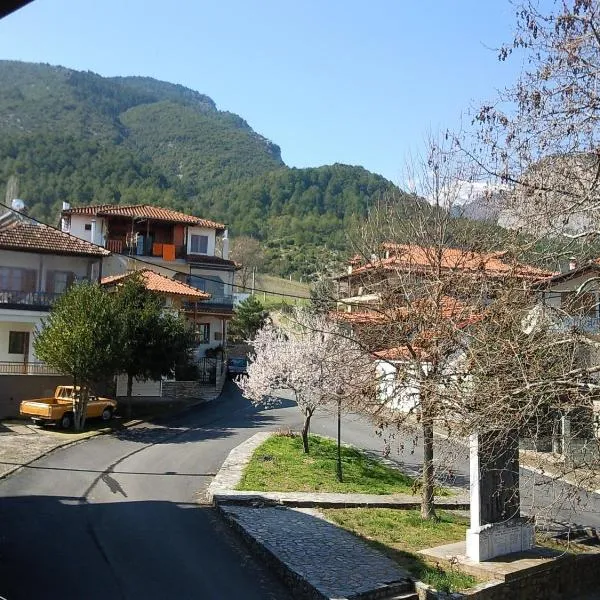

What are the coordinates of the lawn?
(322, 508, 478, 593)
(237, 433, 416, 494)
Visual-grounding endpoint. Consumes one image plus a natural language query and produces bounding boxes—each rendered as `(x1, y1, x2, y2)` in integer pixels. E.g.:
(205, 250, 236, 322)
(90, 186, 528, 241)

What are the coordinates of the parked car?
(227, 357, 248, 379)
(20, 386, 117, 429)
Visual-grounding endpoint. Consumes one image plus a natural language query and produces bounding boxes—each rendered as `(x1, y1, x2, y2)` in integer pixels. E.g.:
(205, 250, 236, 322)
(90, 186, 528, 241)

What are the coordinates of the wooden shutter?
(24, 269, 37, 293)
(46, 270, 55, 294)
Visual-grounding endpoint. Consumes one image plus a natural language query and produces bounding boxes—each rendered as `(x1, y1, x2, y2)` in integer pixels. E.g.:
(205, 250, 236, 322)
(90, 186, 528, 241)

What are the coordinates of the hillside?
(0, 61, 408, 278)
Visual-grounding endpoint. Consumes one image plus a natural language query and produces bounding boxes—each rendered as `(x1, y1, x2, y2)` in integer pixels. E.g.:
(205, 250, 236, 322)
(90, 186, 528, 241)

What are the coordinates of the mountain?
(0, 61, 406, 277)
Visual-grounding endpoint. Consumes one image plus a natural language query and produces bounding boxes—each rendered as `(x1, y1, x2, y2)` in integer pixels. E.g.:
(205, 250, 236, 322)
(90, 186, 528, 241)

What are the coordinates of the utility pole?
(252, 267, 256, 296)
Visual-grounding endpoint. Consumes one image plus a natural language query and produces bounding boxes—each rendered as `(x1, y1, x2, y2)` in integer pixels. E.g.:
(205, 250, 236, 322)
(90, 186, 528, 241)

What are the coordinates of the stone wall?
(161, 381, 202, 401)
(417, 553, 600, 600)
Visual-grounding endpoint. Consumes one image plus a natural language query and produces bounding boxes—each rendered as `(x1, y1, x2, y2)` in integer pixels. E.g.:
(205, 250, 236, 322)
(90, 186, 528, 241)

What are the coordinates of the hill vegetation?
(0, 61, 409, 278)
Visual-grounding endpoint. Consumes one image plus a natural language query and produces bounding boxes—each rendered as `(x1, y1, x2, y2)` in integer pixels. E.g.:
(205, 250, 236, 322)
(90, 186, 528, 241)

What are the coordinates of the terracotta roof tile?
(64, 204, 226, 229)
(101, 269, 211, 299)
(0, 214, 110, 257)
(342, 244, 553, 280)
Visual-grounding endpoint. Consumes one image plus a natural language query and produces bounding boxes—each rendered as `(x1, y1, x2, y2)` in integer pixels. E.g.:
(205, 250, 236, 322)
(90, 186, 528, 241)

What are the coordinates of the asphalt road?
(1, 382, 599, 599)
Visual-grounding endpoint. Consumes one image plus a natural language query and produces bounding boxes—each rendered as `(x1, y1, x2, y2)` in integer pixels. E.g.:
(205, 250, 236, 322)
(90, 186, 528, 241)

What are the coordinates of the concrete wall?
(0, 375, 72, 418)
(116, 375, 162, 397)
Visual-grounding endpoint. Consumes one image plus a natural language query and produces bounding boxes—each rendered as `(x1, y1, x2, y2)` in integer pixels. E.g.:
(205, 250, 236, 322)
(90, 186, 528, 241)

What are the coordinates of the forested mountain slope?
(0, 61, 408, 277)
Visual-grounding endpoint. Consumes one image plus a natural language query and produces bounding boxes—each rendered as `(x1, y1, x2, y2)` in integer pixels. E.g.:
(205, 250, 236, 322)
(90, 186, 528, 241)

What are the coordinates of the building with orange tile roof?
(0, 208, 111, 416)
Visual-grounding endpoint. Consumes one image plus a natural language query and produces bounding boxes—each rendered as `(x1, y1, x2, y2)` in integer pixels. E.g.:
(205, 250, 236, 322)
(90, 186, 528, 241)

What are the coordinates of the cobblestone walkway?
(221, 504, 413, 599)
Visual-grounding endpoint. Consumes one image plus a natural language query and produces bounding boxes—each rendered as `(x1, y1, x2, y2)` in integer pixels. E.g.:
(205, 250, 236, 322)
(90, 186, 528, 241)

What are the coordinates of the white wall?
(187, 226, 216, 257)
(193, 316, 226, 355)
(0, 320, 39, 363)
(375, 360, 420, 413)
(68, 215, 106, 247)
(116, 375, 162, 397)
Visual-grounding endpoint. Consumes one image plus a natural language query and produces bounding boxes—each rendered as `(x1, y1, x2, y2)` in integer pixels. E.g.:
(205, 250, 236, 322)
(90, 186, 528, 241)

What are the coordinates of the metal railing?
(0, 361, 64, 375)
(0, 290, 62, 309)
(184, 296, 234, 312)
(555, 315, 600, 333)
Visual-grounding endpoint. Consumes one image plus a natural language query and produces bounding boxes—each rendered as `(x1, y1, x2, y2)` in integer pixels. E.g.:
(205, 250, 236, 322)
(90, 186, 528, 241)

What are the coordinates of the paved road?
(1, 382, 599, 599)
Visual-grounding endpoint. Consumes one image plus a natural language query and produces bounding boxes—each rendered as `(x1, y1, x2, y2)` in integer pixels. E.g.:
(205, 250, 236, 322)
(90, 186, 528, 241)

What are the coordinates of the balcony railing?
(0, 361, 64, 375)
(554, 315, 600, 333)
(106, 238, 185, 260)
(0, 290, 62, 309)
(183, 296, 234, 313)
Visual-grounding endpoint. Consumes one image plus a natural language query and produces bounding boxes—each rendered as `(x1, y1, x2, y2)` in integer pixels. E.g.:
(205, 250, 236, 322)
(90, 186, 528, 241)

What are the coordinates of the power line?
(0, 201, 312, 301)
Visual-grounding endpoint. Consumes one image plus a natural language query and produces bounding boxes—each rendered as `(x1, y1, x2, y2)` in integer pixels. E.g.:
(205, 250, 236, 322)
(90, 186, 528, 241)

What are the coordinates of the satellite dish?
(11, 198, 26, 213)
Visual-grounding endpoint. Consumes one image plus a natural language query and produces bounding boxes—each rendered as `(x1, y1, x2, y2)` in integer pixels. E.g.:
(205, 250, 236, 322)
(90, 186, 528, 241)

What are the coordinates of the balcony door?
(0, 267, 37, 303)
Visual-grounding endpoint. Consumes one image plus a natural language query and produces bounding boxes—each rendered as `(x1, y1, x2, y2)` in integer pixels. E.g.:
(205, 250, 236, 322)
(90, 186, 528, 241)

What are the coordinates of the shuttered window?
(0, 267, 37, 292)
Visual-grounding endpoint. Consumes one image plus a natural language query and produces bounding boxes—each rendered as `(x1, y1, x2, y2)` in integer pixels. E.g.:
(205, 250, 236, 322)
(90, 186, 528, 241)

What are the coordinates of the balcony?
(184, 295, 234, 314)
(0, 361, 64, 375)
(0, 291, 62, 310)
(106, 238, 185, 260)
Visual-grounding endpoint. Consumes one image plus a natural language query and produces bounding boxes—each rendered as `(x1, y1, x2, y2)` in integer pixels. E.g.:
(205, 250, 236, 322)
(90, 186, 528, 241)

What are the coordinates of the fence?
(0, 361, 63, 375)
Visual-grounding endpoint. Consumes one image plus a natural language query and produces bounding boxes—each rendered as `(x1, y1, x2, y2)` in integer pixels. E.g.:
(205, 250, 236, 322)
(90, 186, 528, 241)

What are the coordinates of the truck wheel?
(59, 413, 73, 430)
(101, 408, 113, 422)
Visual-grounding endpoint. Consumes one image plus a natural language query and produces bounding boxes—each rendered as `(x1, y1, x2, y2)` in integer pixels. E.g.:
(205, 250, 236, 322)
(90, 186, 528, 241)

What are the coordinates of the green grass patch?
(237, 434, 417, 494)
(322, 508, 479, 593)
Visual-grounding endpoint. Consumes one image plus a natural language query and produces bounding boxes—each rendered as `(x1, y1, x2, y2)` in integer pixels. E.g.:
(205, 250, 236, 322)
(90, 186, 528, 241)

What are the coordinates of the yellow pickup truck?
(20, 386, 117, 429)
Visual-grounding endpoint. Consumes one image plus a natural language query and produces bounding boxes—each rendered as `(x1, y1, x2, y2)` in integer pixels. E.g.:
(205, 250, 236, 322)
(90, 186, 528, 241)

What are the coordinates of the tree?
(240, 310, 373, 456)
(230, 236, 265, 289)
(338, 136, 564, 519)
(228, 295, 268, 343)
(469, 0, 600, 241)
(112, 273, 196, 418)
(34, 282, 121, 431)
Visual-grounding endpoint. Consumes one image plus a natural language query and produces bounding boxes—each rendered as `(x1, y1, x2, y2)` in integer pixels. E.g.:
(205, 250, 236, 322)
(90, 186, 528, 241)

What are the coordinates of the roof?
(535, 259, 600, 287)
(101, 269, 211, 299)
(63, 204, 226, 230)
(188, 254, 238, 269)
(338, 244, 553, 281)
(0, 213, 110, 257)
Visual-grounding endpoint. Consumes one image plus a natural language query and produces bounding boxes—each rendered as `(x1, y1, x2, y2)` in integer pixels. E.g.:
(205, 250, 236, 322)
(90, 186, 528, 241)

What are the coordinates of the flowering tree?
(240, 310, 373, 455)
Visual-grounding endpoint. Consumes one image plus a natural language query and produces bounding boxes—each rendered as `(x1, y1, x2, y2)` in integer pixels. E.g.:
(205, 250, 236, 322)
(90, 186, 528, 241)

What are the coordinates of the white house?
(61, 202, 238, 356)
(0, 208, 110, 416)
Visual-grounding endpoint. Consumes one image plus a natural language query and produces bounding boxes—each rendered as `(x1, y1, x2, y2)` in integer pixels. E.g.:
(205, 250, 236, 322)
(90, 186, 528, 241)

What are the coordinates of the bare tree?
(230, 236, 265, 290)
(335, 136, 557, 519)
(468, 0, 600, 241)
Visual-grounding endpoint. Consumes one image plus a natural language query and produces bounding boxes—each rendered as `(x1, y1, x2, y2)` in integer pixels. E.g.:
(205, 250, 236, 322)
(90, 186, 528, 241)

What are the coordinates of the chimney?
(222, 229, 229, 260)
(569, 257, 578, 271)
(90, 219, 97, 244)
(62, 201, 71, 211)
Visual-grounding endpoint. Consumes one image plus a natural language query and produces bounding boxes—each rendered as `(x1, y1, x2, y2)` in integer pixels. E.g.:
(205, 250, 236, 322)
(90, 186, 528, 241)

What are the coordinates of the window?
(8, 331, 29, 355)
(214, 331, 223, 341)
(46, 271, 74, 295)
(84, 223, 92, 231)
(0, 267, 37, 292)
(196, 323, 210, 344)
(190, 234, 209, 254)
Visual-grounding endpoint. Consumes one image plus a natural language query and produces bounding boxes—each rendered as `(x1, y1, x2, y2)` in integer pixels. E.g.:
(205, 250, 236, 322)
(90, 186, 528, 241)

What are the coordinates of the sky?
(0, 0, 528, 185)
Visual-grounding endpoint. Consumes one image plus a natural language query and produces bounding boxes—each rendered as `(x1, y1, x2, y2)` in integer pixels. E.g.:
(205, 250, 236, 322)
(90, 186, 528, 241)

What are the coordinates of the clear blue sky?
(0, 0, 526, 184)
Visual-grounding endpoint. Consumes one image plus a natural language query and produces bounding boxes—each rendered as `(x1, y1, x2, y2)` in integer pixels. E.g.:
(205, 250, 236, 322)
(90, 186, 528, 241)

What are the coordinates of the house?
(101, 268, 219, 399)
(0, 207, 110, 417)
(333, 244, 552, 413)
(61, 202, 238, 354)
(335, 243, 552, 314)
(535, 258, 600, 334)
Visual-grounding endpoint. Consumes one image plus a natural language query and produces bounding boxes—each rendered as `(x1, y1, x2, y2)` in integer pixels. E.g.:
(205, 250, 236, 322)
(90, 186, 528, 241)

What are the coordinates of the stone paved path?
(221, 504, 412, 599)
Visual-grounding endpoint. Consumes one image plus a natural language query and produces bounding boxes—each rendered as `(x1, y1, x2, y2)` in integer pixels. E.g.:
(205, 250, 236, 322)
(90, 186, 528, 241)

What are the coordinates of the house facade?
(61, 203, 238, 354)
(0, 209, 110, 416)
(101, 269, 218, 398)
